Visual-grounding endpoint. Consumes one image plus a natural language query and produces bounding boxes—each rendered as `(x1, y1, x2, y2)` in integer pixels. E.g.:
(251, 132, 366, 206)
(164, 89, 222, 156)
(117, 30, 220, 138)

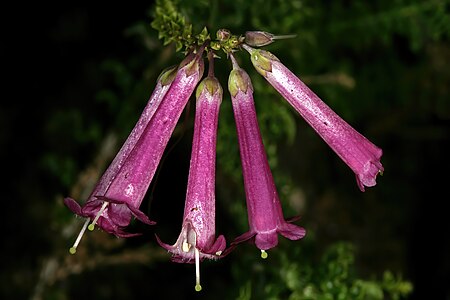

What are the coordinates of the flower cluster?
(64, 30, 383, 291)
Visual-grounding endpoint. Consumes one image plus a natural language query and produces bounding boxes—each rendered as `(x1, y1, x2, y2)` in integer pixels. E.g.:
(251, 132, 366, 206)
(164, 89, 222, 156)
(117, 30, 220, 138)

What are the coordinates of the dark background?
(2, 1, 449, 299)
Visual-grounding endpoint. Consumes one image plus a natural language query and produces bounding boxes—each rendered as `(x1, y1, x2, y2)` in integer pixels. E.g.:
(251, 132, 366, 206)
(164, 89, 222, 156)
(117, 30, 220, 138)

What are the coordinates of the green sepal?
(179, 51, 204, 77)
(250, 49, 280, 76)
(196, 26, 210, 46)
(228, 69, 250, 97)
(210, 41, 221, 51)
(196, 77, 222, 99)
(157, 65, 178, 86)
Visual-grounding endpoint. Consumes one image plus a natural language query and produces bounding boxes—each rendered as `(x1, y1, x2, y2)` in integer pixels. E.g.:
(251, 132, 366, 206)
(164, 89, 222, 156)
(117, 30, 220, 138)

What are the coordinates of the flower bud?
(245, 31, 297, 47)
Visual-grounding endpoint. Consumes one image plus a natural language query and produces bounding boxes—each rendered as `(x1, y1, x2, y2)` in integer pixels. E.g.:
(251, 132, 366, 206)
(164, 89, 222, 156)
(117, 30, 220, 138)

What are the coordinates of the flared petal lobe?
(228, 57, 305, 252)
(244, 45, 383, 191)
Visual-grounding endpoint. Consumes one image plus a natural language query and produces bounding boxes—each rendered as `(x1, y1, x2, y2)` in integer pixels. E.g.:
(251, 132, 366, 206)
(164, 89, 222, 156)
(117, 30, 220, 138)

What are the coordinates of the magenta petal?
(356, 159, 384, 191)
(155, 234, 173, 252)
(101, 219, 141, 238)
(203, 235, 226, 255)
(156, 234, 195, 264)
(95, 195, 125, 205)
(231, 231, 256, 245)
(126, 203, 156, 225)
(278, 223, 306, 241)
(64, 197, 83, 216)
(106, 204, 132, 227)
(255, 230, 279, 251)
(113, 231, 142, 238)
(80, 199, 104, 217)
(285, 215, 302, 223)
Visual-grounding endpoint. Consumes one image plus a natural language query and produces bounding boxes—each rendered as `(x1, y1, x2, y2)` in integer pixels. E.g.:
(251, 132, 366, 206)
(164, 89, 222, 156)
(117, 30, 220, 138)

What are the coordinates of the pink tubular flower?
(228, 55, 305, 258)
(65, 49, 205, 253)
(242, 44, 383, 191)
(157, 53, 225, 292)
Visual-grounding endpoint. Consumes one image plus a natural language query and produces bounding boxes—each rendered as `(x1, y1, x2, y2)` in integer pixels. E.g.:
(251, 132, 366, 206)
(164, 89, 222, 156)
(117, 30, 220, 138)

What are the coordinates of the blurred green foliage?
(234, 243, 412, 300)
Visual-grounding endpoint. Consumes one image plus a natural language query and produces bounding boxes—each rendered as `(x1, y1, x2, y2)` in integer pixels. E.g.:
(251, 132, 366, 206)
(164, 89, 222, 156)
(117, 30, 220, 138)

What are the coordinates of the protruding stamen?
(260, 250, 268, 259)
(69, 218, 90, 254)
(194, 248, 202, 292)
(215, 251, 222, 256)
(88, 202, 109, 231)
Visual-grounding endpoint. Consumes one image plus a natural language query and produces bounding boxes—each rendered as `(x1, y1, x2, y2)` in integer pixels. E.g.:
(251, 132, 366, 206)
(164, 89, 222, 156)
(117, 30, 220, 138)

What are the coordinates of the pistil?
(194, 247, 202, 292)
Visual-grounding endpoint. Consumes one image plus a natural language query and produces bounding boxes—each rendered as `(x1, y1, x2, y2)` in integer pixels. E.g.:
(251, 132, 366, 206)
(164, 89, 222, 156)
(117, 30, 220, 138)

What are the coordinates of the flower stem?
(207, 51, 215, 77)
(230, 53, 239, 70)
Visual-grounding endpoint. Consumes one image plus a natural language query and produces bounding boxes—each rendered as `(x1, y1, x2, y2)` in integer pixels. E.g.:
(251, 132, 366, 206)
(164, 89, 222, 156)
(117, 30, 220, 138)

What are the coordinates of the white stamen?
(215, 251, 222, 256)
(194, 247, 202, 292)
(88, 202, 109, 231)
(69, 218, 90, 254)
